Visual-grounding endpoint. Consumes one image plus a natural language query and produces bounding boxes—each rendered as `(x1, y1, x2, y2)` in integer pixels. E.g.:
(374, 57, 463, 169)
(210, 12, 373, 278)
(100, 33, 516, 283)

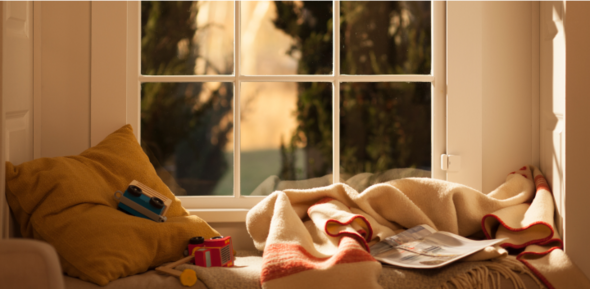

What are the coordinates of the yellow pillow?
(5, 124, 219, 286)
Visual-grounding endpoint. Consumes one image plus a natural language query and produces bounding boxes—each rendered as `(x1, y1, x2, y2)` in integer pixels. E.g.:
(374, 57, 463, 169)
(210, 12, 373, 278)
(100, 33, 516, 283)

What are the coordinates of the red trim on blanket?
(538, 238, 563, 248)
(261, 237, 377, 283)
(516, 246, 562, 259)
(330, 231, 370, 253)
(518, 257, 556, 289)
(324, 215, 374, 252)
(516, 247, 563, 289)
(481, 214, 554, 248)
(534, 175, 551, 194)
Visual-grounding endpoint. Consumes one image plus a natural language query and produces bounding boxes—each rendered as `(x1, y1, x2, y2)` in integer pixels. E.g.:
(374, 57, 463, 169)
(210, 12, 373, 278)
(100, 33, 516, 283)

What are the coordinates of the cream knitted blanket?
(245, 165, 590, 289)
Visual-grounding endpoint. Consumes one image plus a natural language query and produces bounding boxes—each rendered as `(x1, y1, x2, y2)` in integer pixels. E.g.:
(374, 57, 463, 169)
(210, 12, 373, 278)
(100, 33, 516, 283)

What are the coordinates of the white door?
(3, 1, 33, 166)
(2, 1, 34, 238)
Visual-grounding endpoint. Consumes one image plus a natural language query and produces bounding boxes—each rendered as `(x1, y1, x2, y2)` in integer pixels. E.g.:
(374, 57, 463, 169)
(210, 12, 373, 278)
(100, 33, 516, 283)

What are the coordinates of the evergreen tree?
(141, 1, 233, 195)
(273, 1, 432, 179)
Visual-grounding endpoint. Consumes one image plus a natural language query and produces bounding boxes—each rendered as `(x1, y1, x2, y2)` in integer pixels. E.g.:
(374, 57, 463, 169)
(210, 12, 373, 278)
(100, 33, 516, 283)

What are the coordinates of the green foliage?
(141, 1, 197, 76)
(273, 1, 333, 75)
(273, 1, 432, 178)
(140, 1, 233, 195)
(340, 82, 431, 174)
(279, 82, 333, 180)
(340, 1, 431, 75)
(273, 2, 334, 180)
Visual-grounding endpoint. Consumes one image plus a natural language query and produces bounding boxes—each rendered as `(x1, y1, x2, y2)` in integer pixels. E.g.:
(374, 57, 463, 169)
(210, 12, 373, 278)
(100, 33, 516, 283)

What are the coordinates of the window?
(127, 1, 445, 220)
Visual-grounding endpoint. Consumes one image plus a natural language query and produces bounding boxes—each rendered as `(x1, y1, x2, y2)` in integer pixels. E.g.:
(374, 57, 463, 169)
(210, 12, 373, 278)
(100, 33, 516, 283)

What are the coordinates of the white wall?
(35, 2, 90, 158)
(481, 2, 539, 194)
(447, 2, 539, 193)
(34, 2, 128, 158)
(563, 1, 590, 279)
(90, 2, 128, 147)
(447, 1, 483, 191)
(540, 0, 566, 245)
(539, 1, 590, 279)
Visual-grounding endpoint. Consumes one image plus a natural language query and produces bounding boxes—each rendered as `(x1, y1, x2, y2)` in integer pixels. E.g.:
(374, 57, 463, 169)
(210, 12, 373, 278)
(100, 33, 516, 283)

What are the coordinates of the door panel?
(2, 1, 33, 238)
(3, 1, 33, 165)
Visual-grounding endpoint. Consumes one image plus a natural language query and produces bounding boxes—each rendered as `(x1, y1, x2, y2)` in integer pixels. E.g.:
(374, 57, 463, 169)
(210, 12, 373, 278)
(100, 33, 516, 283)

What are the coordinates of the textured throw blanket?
(245, 166, 590, 289)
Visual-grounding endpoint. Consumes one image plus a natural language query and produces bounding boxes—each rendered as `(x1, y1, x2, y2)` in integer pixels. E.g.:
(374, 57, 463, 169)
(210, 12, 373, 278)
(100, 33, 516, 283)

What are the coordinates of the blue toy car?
(114, 185, 167, 222)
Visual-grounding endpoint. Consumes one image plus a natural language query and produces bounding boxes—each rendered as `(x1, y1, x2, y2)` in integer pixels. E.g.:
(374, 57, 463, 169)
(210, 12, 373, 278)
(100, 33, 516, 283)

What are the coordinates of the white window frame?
(126, 1, 446, 222)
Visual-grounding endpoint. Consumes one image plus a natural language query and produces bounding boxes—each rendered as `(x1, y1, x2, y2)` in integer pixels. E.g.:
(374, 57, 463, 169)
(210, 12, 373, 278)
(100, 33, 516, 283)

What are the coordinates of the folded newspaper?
(370, 224, 506, 269)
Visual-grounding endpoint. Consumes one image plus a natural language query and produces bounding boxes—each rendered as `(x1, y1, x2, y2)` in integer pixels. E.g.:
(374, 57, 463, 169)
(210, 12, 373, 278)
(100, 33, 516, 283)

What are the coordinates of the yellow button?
(180, 269, 197, 287)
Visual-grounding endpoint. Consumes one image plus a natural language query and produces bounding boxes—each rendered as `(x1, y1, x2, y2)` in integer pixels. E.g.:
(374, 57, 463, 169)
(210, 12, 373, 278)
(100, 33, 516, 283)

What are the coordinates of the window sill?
(188, 208, 250, 223)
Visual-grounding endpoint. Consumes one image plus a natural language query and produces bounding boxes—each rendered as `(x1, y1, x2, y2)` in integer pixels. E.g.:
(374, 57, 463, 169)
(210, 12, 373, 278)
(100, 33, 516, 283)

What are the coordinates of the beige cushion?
(0, 239, 65, 289)
(63, 271, 207, 289)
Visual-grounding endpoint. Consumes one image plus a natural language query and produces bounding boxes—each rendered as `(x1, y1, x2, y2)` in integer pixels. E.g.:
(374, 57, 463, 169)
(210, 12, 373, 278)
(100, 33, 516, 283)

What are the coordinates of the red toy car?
(188, 236, 234, 268)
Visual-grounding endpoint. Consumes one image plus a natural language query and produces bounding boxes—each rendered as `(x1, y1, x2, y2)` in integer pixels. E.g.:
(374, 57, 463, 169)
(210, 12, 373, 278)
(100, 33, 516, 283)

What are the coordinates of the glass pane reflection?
(241, 82, 333, 195)
(340, 1, 432, 75)
(141, 1, 234, 75)
(340, 82, 431, 192)
(241, 1, 333, 75)
(141, 82, 234, 196)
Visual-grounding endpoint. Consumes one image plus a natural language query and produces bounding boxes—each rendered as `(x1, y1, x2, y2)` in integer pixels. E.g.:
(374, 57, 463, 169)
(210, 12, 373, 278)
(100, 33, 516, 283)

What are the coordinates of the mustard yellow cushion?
(5, 124, 219, 286)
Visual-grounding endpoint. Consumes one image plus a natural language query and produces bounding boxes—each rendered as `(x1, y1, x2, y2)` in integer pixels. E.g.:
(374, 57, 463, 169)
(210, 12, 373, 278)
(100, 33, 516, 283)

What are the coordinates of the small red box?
(188, 236, 234, 267)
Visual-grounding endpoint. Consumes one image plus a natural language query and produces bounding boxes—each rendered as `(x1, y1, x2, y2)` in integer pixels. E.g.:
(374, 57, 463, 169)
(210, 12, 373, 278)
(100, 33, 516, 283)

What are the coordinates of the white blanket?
(245, 166, 590, 289)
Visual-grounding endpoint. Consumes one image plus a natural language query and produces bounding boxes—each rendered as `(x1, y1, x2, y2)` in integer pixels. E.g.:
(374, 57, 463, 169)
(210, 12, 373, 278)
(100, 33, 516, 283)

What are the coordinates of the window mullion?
(432, 1, 446, 181)
(138, 74, 434, 83)
(333, 1, 341, 183)
(339, 75, 434, 82)
(138, 75, 235, 83)
(234, 1, 241, 199)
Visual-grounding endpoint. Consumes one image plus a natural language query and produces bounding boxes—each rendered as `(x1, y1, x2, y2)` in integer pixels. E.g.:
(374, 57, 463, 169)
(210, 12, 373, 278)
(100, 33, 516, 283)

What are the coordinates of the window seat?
(0, 239, 542, 289)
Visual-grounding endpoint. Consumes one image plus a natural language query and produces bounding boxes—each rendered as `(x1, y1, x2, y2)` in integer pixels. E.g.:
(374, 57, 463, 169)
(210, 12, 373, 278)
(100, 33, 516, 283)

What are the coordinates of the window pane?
(241, 82, 333, 195)
(141, 1, 234, 75)
(141, 82, 234, 196)
(241, 1, 333, 75)
(340, 1, 431, 75)
(340, 82, 431, 192)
